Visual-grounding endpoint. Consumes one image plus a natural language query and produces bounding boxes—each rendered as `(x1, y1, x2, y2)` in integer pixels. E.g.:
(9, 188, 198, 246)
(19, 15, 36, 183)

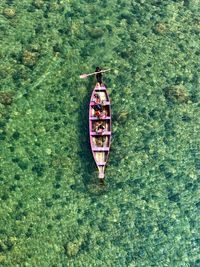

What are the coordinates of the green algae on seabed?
(0, 0, 200, 266)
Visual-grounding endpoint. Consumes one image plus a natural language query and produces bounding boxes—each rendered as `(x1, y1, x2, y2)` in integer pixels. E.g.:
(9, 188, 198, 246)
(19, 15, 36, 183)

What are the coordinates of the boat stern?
(98, 165, 105, 179)
(98, 171, 105, 179)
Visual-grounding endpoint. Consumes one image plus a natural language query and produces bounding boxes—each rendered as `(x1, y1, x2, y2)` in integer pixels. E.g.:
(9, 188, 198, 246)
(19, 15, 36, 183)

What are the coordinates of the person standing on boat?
(95, 67, 102, 85)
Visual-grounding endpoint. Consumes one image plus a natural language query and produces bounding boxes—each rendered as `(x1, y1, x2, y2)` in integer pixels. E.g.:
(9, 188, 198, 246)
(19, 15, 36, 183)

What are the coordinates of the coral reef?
(32, 0, 44, 9)
(154, 22, 167, 34)
(164, 85, 189, 103)
(22, 50, 38, 67)
(0, 91, 13, 105)
(87, 28, 104, 39)
(3, 8, 16, 18)
(65, 240, 82, 257)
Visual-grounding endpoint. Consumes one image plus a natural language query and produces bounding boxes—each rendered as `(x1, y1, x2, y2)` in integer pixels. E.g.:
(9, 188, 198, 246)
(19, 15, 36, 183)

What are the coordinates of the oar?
(79, 68, 111, 79)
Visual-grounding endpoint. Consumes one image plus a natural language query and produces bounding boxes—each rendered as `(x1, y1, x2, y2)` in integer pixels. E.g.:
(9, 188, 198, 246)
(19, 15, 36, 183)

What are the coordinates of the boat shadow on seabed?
(77, 79, 107, 191)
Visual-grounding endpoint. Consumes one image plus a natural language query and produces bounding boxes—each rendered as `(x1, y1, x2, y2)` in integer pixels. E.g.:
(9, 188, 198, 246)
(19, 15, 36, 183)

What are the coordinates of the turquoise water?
(0, 0, 200, 266)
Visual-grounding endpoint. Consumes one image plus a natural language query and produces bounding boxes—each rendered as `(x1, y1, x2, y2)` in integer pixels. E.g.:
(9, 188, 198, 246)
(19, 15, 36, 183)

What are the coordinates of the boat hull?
(89, 83, 111, 179)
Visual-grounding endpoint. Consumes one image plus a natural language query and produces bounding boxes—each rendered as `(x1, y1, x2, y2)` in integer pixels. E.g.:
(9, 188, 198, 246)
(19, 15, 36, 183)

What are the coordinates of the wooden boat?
(89, 83, 111, 180)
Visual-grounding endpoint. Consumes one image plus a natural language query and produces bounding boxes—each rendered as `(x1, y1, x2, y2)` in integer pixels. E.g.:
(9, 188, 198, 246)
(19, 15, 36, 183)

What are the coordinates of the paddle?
(79, 68, 111, 79)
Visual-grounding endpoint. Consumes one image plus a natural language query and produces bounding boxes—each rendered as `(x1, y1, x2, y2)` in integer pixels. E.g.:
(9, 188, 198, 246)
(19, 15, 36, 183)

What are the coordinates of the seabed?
(0, 0, 200, 266)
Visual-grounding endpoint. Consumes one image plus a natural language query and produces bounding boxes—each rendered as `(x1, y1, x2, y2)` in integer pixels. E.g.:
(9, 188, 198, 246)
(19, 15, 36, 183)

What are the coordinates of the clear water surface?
(0, 0, 200, 266)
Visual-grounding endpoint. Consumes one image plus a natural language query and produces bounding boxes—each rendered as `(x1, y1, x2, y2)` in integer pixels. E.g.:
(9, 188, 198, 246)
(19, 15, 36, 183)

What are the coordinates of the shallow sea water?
(0, 0, 200, 266)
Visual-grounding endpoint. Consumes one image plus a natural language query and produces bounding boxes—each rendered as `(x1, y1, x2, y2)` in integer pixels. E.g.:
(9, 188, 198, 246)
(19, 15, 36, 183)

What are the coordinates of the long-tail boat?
(89, 83, 111, 180)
